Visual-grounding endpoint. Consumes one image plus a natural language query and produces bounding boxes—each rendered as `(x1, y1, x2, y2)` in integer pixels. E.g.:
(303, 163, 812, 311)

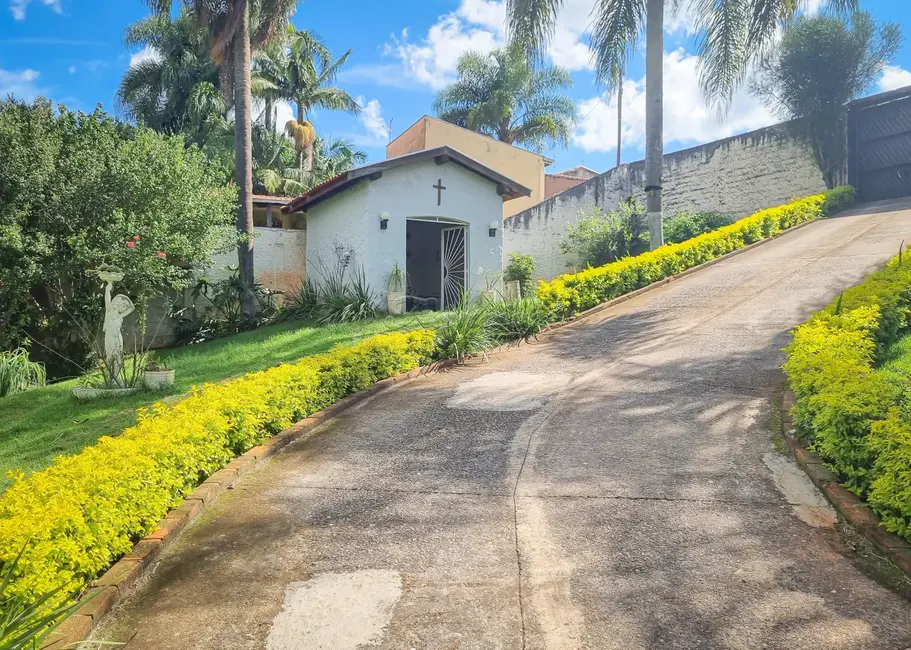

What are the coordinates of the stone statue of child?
(103, 280, 135, 386)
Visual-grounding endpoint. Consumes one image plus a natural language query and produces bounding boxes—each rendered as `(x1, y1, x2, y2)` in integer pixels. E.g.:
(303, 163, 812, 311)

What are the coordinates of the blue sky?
(2, 0, 910, 173)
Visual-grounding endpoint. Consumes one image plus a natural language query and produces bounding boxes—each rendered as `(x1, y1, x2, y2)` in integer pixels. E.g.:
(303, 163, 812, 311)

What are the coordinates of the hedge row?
(783, 258, 911, 542)
(537, 186, 856, 319)
(0, 330, 436, 608)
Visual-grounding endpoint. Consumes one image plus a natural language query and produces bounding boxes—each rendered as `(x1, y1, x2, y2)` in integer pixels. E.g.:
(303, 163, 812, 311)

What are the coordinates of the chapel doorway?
(406, 218, 468, 311)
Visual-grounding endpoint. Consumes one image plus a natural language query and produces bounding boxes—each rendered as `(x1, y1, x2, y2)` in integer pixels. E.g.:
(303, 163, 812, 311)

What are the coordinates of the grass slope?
(0, 313, 445, 491)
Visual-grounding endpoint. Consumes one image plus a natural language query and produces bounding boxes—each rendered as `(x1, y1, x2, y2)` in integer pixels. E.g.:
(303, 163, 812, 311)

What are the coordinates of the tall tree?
(145, 0, 297, 317)
(433, 42, 576, 150)
(117, 12, 222, 143)
(253, 30, 360, 178)
(506, 0, 858, 249)
(752, 12, 901, 188)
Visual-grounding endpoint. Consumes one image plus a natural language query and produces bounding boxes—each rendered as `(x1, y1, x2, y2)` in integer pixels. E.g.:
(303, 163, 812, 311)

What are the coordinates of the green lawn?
(0, 313, 445, 492)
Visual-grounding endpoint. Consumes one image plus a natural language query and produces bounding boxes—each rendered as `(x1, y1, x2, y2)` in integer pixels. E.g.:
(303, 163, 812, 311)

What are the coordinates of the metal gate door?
(441, 226, 467, 310)
(849, 88, 911, 202)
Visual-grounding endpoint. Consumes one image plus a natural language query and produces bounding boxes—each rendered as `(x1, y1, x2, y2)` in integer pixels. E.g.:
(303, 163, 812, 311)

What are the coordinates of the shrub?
(434, 299, 493, 361)
(560, 200, 649, 269)
(315, 269, 381, 325)
(539, 191, 835, 320)
(784, 256, 911, 542)
(504, 253, 537, 298)
(0, 98, 237, 377)
(0, 330, 435, 611)
(0, 546, 81, 650)
(487, 298, 550, 343)
(663, 211, 730, 244)
(821, 185, 856, 216)
(0, 349, 45, 398)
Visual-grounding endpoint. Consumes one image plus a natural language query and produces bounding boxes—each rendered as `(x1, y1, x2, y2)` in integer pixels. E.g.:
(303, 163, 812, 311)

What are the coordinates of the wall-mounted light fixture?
(380, 212, 390, 230)
(488, 220, 499, 237)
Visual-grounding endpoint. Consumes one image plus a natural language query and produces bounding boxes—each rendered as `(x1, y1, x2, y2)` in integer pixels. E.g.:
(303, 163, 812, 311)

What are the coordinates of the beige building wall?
(387, 116, 547, 218)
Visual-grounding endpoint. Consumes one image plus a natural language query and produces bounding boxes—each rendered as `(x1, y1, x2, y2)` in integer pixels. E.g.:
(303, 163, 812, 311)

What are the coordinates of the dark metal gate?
(848, 87, 911, 202)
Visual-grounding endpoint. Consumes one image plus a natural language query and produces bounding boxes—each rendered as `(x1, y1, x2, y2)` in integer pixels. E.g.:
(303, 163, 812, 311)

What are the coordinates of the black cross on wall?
(434, 178, 446, 206)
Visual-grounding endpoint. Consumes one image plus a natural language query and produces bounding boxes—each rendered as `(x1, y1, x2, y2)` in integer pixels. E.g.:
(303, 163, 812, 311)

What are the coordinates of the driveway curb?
(780, 390, 911, 580)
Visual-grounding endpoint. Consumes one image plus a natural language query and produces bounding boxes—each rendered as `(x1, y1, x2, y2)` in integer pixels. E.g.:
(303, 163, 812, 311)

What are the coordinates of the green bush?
(0, 330, 435, 612)
(504, 253, 537, 298)
(0, 349, 45, 398)
(784, 256, 911, 542)
(560, 200, 649, 269)
(487, 298, 550, 343)
(663, 211, 731, 244)
(821, 185, 856, 216)
(539, 191, 834, 319)
(434, 299, 493, 361)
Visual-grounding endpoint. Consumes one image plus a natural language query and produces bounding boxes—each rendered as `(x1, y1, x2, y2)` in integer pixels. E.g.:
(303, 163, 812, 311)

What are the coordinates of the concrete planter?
(72, 386, 140, 401)
(479, 290, 497, 303)
(143, 369, 175, 390)
(386, 291, 406, 314)
(504, 280, 522, 300)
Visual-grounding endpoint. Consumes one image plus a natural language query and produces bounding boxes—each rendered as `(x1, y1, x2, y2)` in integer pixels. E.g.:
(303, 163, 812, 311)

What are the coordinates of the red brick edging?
(41, 364, 445, 649)
(780, 390, 911, 579)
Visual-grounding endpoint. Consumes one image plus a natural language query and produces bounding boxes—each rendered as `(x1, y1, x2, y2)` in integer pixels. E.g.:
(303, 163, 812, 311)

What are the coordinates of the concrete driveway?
(97, 201, 911, 650)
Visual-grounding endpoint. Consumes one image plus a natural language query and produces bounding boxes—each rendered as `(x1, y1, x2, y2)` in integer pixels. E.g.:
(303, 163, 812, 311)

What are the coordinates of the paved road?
(98, 201, 911, 650)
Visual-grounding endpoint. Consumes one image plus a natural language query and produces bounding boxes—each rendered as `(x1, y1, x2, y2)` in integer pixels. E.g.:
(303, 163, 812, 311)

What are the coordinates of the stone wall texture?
(504, 124, 827, 281)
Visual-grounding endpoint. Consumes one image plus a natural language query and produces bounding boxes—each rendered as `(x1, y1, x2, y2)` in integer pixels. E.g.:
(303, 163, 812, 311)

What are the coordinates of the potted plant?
(385, 261, 407, 314)
(479, 268, 501, 302)
(143, 354, 175, 390)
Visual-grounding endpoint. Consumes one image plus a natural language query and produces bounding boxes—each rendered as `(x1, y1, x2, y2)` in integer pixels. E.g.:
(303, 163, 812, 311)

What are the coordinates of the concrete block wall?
(504, 124, 827, 281)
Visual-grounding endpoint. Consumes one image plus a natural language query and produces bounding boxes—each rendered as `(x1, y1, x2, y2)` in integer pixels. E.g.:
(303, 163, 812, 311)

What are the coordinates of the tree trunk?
(264, 96, 273, 132)
(233, 0, 257, 318)
(616, 67, 623, 169)
(644, 0, 664, 249)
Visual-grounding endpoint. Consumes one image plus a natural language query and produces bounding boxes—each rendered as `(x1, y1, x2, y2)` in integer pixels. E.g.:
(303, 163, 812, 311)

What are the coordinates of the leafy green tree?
(0, 99, 236, 377)
(433, 42, 575, 150)
(506, 0, 858, 249)
(560, 201, 649, 269)
(751, 12, 901, 189)
(144, 0, 298, 317)
(253, 29, 360, 177)
(117, 12, 222, 146)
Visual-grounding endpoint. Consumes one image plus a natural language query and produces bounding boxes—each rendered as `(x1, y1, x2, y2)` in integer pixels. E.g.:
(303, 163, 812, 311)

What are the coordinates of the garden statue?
(97, 270, 135, 386)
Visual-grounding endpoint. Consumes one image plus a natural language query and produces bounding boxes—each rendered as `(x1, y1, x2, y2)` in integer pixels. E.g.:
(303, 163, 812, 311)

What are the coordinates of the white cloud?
(67, 65, 76, 74)
(0, 67, 42, 100)
(128, 45, 161, 68)
(9, 0, 60, 21)
(352, 97, 390, 147)
(574, 48, 776, 153)
(879, 65, 911, 93)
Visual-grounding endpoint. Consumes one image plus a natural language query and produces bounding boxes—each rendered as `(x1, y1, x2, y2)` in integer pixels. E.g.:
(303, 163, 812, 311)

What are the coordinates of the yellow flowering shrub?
(0, 329, 435, 609)
(537, 191, 848, 319)
(784, 258, 911, 542)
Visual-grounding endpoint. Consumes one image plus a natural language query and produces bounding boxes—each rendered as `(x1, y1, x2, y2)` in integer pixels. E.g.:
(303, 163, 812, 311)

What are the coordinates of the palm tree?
(145, 0, 297, 317)
(433, 42, 576, 150)
(506, 0, 858, 249)
(253, 30, 360, 178)
(117, 12, 222, 142)
(253, 130, 366, 195)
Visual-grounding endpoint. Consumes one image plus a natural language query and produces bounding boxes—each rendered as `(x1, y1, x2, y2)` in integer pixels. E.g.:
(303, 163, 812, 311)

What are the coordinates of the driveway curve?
(98, 200, 911, 650)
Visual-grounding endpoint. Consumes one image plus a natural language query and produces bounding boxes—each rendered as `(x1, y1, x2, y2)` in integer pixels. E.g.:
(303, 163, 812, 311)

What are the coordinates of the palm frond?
(590, 0, 645, 90)
(505, 0, 564, 61)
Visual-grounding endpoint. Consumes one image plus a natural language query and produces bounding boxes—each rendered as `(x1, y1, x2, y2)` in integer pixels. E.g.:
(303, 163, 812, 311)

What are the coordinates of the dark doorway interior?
(406, 220, 443, 311)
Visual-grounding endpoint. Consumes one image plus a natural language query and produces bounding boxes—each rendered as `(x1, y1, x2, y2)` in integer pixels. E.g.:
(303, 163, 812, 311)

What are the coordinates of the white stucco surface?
(303, 158, 506, 304)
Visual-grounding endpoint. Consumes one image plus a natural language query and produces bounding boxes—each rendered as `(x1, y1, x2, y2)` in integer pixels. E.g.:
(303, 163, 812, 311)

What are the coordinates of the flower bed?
(0, 330, 435, 609)
(537, 187, 855, 319)
(784, 257, 911, 542)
